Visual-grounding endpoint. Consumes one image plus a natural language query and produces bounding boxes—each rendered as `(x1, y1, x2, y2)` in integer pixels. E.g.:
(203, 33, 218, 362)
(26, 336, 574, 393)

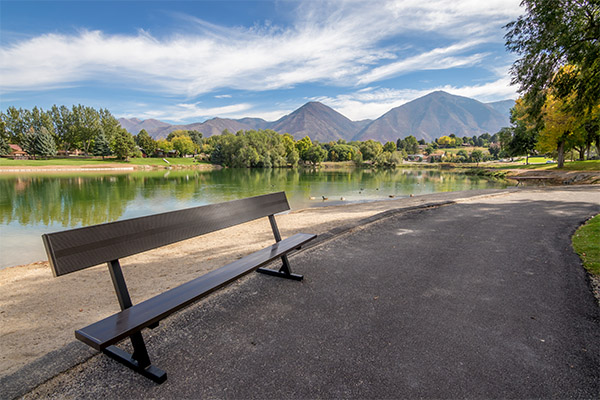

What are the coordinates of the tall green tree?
(2, 107, 28, 145)
(403, 135, 419, 154)
(358, 140, 383, 161)
(171, 136, 195, 156)
(21, 127, 36, 156)
(303, 144, 327, 166)
(71, 104, 101, 154)
(0, 119, 10, 156)
(34, 127, 57, 158)
(93, 133, 112, 159)
(505, 0, 600, 115)
(135, 129, 157, 156)
(51, 105, 73, 152)
(0, 136, 10, 156)
(111, 128, 135, 160)
(383, 141, 396, 153)
(470, 149, 483, 166)
(99, 108, 120, 143)
(187, 130, 203, 146)
(329, 144, 357, 162)
(295, 136, 312, 160)
(507, 98, 539, 164)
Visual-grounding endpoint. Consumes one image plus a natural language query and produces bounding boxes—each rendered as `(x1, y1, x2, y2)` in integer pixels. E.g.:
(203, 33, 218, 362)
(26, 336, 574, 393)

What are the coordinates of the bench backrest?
(43, 192, 290, 277)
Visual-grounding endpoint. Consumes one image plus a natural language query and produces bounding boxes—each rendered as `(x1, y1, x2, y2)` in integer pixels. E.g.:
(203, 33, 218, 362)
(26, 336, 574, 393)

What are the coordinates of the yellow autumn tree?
(537, 93, 581, 168)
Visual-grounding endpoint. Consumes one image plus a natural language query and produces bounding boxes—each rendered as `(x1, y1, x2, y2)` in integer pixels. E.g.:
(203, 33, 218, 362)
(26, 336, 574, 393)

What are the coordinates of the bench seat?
(76, 232, 316, 351)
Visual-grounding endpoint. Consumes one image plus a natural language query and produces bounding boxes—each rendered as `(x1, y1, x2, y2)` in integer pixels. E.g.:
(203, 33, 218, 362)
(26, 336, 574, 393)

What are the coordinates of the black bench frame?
(42, 192, 316, 383)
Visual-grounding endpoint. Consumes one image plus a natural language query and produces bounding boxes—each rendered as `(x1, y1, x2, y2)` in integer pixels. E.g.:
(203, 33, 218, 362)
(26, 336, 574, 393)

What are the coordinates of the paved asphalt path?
(19, 187, 600, 399)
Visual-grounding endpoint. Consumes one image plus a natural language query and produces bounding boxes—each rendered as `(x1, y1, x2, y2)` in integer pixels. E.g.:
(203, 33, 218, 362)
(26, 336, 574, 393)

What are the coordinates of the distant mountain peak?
(269, 101, 358, 142)
(354, 91, 511, 143)
(119, 92, 513, 143)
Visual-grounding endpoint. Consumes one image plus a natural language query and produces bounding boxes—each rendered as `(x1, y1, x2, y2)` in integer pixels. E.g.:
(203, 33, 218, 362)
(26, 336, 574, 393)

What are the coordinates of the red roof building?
(8, 144, 28, 159)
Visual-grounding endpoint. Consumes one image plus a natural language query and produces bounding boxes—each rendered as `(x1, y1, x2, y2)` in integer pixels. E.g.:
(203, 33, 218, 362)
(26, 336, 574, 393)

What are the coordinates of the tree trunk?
(557, 140, 565, 168)
(526, 154, 529, 165)
(575, 146, 585, 160)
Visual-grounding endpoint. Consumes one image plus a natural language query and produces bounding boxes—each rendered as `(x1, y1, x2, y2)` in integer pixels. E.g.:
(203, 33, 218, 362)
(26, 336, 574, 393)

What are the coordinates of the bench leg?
(257, 268, 303, 281)
(105, 259, 166, 383)
(257, 254, 303, 281)
(103, 340, 167, 384)
(258, 215, 304, 281)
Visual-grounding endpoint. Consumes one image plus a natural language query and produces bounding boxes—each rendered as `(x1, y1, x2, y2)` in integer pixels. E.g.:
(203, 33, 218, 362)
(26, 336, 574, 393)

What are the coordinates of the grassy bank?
(572, 214, 600, 276)
(0, 157, 207, 167)
(2, 156, 599, 172)
(496, 160, 600, 171)
(463, 168, 509, 178)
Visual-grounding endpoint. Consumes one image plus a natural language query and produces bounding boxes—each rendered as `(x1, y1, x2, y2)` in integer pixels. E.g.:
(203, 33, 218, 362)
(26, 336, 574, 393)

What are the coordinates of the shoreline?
(0, 163, 218, 173)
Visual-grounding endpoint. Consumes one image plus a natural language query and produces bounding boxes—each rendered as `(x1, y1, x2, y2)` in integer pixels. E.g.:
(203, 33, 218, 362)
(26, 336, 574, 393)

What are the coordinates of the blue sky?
(1, 0, 522, 123)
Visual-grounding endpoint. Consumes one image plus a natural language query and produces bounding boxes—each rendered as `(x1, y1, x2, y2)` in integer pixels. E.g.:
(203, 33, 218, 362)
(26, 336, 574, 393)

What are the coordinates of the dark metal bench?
(42, 192, 316, 384)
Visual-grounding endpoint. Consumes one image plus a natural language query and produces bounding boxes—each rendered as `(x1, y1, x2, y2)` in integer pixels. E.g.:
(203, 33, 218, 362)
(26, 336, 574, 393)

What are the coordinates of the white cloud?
(357, 40, 489, 85)
(0, 0, 522, 97)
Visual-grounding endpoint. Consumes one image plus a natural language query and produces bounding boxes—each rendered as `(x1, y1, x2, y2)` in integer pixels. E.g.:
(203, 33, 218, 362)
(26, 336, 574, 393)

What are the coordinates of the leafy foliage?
(111, 128, 135, 160)
(34, 127, 57, 158)
(358, 140, 383, 161)
(93, 133, 112, 159)
(207, 129, 291, 168)
(171, 135, 196, 156)
(505, 0, 600, 115)
(135, 129, 157, 156)
(303, 144, 327, 166)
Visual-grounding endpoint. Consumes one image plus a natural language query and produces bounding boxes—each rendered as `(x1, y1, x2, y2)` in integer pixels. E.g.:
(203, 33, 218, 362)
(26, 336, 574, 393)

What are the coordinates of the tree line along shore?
(1, 104, 598, 171)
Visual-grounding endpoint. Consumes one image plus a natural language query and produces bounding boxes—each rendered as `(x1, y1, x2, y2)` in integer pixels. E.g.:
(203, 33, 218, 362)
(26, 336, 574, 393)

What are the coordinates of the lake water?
(0, 167, 509, 268)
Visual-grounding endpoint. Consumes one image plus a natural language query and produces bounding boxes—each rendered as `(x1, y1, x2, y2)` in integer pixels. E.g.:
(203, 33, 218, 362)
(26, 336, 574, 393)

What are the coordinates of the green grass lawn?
(0, 157, 204, 167)
(442, 147, 489, 155)
(496, 159, 600, 171)
(513, 156, 555, 164)
(572, 214, 600, 276)
(126, 157, 199, 166)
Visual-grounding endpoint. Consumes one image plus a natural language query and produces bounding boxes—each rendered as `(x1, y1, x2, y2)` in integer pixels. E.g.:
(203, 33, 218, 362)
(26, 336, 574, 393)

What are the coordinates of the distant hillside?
(485, 99, 515, 120)
(354, 91, 511, 143)
(158, 118, 260, 139)
(119, 92, 514, 143)
(269, 102, 360, 142)
(118, 117, 262, 139)
(236, 117, 271, 130)
(118, 118, 171, 137)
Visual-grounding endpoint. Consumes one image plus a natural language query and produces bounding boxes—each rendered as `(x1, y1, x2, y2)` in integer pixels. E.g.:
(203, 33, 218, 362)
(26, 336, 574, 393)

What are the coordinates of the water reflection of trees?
(0, 175, 138, 227)
(0, 169, 504, 227)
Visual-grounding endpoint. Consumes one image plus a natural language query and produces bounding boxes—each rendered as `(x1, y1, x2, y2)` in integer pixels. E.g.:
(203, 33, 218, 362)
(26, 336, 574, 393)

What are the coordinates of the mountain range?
(119, 91, 514, 143)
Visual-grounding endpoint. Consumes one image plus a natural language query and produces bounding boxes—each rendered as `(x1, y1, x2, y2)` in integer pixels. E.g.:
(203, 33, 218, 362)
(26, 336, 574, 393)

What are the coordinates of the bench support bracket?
(103, 345, 167, 384)
(107, 260, 167, 383)
(256, 215, 304, 281)
(256, 266, 304, 281)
